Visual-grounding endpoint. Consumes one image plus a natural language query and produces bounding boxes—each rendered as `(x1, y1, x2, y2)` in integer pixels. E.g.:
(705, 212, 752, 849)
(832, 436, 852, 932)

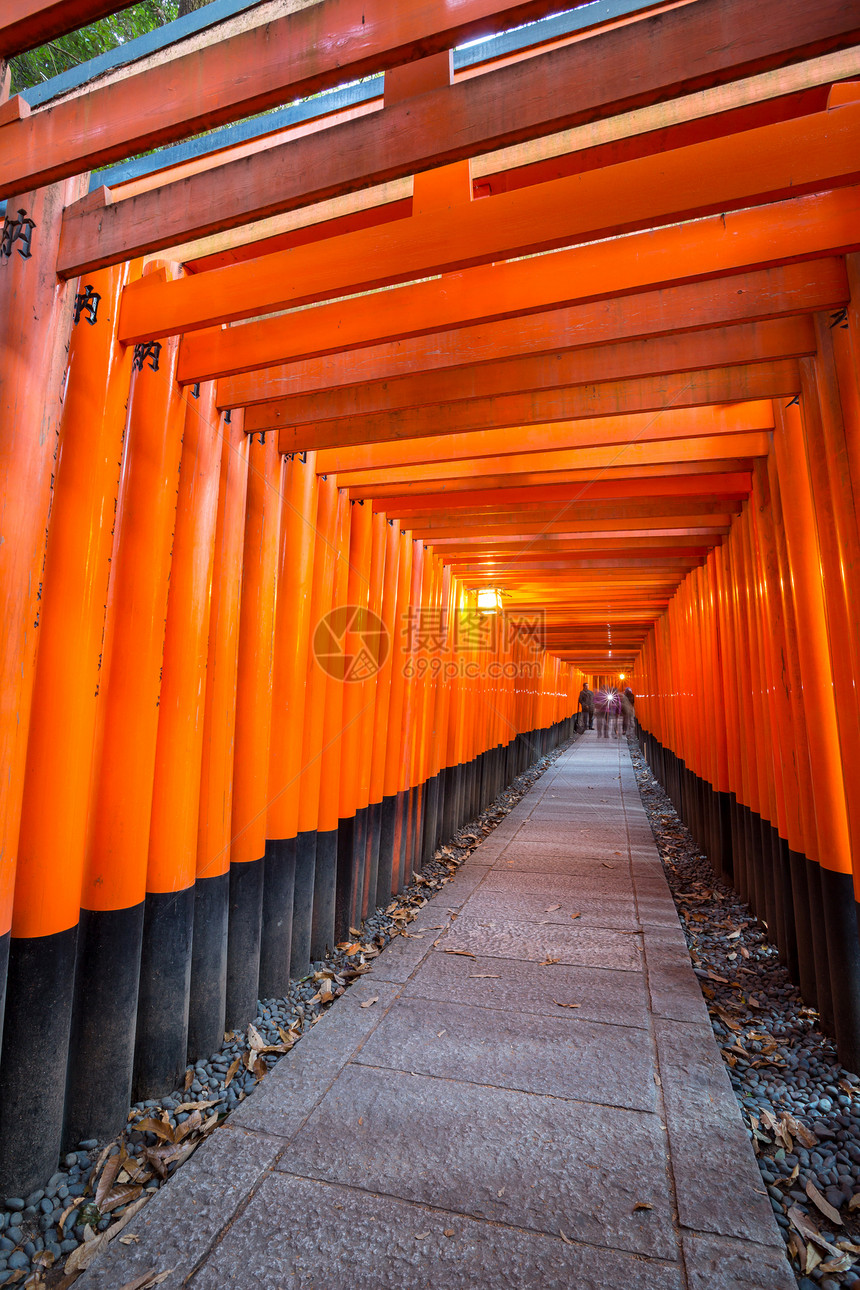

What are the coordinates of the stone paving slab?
(403, 949, 652, 1027)
(491, 845, 638, 873)
(77, 734, 792, 1290)
(279, 1064, 678, 1259)
(643, 927, 713, 1025)
(457, 882, 639, 930)
(189, 1172, 686, 1290)
(654, 1016, 783, 1247)
(227, 978, 403, 1139)
(437, 865, 493, 904)
(680, 1231, 798, 1290)
(355, 995, 658, 1109)
(442, 914, 642, 969)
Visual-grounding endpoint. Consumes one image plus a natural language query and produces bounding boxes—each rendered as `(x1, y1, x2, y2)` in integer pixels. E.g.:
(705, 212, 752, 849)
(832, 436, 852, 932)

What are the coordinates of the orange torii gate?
(2, 0, 860, 1225)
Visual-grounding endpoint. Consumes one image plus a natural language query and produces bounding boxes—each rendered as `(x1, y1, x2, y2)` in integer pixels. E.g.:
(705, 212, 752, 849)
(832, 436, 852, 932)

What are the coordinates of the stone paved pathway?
(79, 735, 796, 1289)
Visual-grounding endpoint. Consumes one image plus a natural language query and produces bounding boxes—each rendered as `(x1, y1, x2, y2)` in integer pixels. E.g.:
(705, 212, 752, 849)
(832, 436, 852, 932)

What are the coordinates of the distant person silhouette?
(578, 681, 595, 731)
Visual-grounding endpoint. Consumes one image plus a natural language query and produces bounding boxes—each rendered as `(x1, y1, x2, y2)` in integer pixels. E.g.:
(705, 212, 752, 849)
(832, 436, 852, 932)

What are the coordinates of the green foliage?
(9, 2, 181, 93)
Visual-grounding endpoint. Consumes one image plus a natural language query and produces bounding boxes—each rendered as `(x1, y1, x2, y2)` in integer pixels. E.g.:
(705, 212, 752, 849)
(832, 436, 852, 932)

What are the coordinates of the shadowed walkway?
(79, 736, 795, 1289)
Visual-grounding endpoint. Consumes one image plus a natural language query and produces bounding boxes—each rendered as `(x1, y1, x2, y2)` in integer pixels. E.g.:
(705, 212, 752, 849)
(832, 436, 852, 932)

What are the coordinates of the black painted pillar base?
(133, 885, 194, 1101)
(350, 806, 369, 932)
(311, 827, 338, 961)
(717, 790, 733, 882)
(820, 868, 860, 1074)
(290, 831, 316, 979)
(64, 903, 144, 1150)
(777, 834, 799, 983)
(187, 871, 229, 1061)
(376, 795, 397, 909)
(806, 857, 835, 1034)
(787, 848, 817, 1008)
(225, 857, 264, 1033)
(259, 837, 296, 1000)
(0, 930, 6, 1067)
(422, 773, 440, 864)
(363, 800, 382, 921)
(408, 784, 423, 879)
(396, 788, 411, 894)
(0, 925, 77, 1196)
(335, 815, 357, 946)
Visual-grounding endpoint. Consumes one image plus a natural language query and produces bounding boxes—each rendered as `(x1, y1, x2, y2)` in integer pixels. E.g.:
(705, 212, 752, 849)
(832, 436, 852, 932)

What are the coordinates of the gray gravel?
(0, 740, 573, 1287)
(630, 737, 860, 1290)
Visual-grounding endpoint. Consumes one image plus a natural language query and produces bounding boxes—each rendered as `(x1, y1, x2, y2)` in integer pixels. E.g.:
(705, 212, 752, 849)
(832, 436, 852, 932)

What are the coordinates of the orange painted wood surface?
(55, 0, 860, 275)
(3, 0, 562, 200)
(196, 415, 250, 883)
(315, 403, 772, 473)
(82, 292, 187, 914)
(147, 382, 222, 895)
(13, 261, 137, 940)
(120, 106, 860, 343)
(219, 259, 847, 409)
(268, 365, 797, 452)
(244, 318, 814, 428)
(181, 187, 860, 384)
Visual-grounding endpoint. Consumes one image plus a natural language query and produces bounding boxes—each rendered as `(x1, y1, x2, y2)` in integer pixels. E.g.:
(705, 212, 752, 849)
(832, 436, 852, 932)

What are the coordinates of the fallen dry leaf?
(223, 1054, 242, 1088)
(850, 1193, 860, 1213)
(443, 1229, 455, 1237)
(602, 862, 615, 868)
(633, 1202, 653, 1212)
(788, 1205, 844, 1259)
(443, 948, 476, 958)
(59, 1196, 86, 1235)
(414, 1232, 430, 1240)
(820, 1254, 856, 1274)
(570, 912, 581, 920)
(469, 973, 500, 978)
(136, 1117, 176, 1143)
(64, 1197, 149, 1276)
(559, 1229, 573, 1246)
(806, 1179, 843, 1226)
(553, 999, 580, 1009)
(117, 1272, 173, 1290)
(360, 996, 379, 1009)
(545, 904, 562, 913)
(539, 957, 560, 966)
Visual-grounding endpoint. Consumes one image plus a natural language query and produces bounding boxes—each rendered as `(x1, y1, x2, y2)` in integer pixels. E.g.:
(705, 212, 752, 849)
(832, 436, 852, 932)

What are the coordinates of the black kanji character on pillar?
(0, 208, 36, 260)
(73, 284, 101, 326)
(132, 341, 162, 372)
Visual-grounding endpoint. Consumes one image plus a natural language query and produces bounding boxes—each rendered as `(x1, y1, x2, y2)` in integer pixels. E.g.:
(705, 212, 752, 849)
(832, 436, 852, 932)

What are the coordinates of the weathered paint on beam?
(219, 260, 847, 408)
(118, 105, 860, 342)
(233, 318, 816, 427)
(0, 0, 572, 199)
(181, 187, 860, 386)
(267, 363, 798, 451)
(56, 0, 860, 276)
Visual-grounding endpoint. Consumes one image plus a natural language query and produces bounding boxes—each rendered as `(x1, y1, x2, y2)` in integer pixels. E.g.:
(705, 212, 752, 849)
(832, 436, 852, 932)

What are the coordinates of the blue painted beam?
(20, 0, 264, 108)
(83, 0, 655, 193)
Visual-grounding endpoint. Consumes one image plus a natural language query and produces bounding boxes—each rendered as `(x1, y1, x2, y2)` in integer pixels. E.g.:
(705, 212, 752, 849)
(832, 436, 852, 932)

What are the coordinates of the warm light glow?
(476, 588, 503, 613)
(620, 673, 626, 681)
